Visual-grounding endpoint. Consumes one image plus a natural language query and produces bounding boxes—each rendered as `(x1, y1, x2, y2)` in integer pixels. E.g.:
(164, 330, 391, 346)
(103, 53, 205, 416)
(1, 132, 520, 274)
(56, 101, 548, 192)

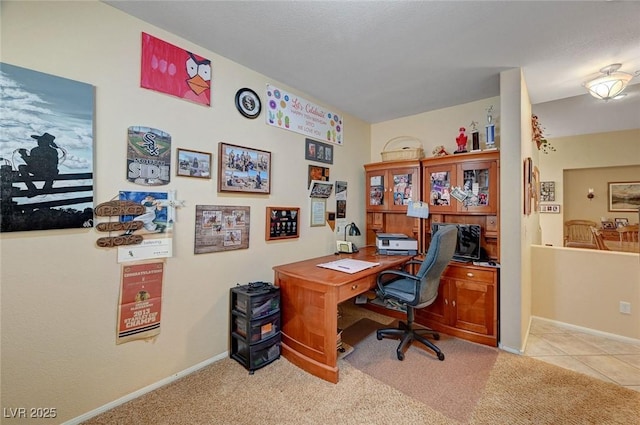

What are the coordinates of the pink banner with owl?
(140, 32, 211, 106)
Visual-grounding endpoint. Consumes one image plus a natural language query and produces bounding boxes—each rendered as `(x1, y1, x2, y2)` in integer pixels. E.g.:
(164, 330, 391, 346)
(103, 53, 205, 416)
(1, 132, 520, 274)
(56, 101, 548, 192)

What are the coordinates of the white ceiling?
(103, 1, 640, 136)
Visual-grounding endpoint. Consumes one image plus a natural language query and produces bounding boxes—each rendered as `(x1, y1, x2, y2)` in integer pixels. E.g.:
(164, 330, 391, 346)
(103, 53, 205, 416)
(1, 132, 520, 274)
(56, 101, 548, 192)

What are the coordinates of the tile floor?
(525, 317, 640, 392)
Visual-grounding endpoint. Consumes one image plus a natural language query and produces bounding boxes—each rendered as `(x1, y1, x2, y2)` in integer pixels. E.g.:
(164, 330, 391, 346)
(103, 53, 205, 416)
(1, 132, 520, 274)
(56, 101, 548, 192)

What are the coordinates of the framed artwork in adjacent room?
(266, 207, 300, 240)
(218, 142, 271, 194)
(608, 181, 640, 212)
(177, 148, 211, 178)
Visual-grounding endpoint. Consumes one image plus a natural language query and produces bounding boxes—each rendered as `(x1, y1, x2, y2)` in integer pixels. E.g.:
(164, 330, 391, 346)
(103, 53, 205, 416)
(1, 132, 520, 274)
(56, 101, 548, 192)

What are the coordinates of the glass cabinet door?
(388, 168, 417, 212)
(456, 160, 497, 213)
(425, 164, 456, 213)
(367, 171, 387, 211)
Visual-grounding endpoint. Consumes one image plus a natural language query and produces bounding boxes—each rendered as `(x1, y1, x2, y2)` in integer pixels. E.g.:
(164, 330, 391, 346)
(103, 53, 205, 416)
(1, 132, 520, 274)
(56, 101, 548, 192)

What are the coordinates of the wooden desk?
(273, 246, 412, 383)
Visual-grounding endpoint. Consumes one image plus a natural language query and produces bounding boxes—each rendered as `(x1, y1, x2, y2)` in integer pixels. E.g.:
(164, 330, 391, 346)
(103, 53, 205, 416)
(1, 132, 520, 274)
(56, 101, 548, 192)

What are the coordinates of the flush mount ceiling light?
(584, 64, 634, 101)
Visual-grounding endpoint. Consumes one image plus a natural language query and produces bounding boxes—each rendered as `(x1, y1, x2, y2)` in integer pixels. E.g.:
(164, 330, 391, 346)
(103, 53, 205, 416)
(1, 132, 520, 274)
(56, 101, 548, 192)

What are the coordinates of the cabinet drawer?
(445, 266, 495, 284)
(337, 279, 371, 302)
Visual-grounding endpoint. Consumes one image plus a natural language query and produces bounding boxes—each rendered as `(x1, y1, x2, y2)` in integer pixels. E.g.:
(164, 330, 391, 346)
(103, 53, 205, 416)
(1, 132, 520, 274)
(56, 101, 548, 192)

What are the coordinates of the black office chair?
(375, 225, 457, 361)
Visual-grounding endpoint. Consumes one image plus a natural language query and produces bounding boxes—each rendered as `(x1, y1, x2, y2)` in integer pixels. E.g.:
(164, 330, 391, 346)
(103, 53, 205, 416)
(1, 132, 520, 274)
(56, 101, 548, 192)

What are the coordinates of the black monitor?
(432, 223, 481, 262)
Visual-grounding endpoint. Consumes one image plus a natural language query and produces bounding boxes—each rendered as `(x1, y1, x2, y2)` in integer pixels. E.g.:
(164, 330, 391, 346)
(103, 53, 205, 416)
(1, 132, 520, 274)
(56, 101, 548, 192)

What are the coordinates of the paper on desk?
(316, 258, 380, 274)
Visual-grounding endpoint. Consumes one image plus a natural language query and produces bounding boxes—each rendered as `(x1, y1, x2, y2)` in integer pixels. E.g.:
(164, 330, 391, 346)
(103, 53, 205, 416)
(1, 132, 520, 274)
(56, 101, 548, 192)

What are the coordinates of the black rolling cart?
(229, 282, 281, 373)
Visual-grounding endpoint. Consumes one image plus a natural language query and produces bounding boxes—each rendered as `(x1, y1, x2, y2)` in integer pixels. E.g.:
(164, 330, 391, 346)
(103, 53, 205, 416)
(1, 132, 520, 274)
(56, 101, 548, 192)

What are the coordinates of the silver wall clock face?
(235, 88, 261, 119)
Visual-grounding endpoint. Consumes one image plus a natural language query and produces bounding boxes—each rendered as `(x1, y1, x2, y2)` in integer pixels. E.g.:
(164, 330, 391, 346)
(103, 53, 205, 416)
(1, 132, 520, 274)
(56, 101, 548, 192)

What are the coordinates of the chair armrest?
(376, 268, 419, 289)
(402, 259, 422, 271)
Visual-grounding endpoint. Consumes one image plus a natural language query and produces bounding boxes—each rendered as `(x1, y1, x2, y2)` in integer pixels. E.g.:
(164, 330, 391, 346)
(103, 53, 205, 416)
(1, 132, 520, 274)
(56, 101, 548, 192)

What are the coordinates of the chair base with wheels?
(376, 306, 444, 361)
(375, 224, 457, 361)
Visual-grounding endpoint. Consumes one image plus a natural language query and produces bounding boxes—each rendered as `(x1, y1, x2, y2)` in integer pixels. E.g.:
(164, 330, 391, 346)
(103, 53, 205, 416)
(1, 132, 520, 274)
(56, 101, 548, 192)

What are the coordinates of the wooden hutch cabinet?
(364, 160, 422, 248)
(414, 262, 498, 346)
(363, 151, 500, 347)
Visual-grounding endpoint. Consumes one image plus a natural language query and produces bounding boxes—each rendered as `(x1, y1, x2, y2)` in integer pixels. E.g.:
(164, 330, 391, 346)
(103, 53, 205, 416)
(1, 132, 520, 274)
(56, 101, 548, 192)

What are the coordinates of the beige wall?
(1, 2, 371, 423)
(564, 164, 640, 225)
(532, 246, 640, 340)
(370, 70, 532, 354)
(3, 1, 634, 424)
(370, 97, 500, 163)
(538, 129, 640, 247)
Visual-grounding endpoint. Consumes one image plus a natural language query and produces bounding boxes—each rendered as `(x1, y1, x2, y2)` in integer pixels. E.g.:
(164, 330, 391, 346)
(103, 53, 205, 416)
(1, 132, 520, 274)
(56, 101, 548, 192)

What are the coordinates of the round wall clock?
(235, 88, 261, 119)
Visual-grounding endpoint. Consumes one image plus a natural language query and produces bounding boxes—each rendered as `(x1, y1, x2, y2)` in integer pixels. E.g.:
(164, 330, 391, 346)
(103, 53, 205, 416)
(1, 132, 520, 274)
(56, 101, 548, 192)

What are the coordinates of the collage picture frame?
(218, 142, 271, 194)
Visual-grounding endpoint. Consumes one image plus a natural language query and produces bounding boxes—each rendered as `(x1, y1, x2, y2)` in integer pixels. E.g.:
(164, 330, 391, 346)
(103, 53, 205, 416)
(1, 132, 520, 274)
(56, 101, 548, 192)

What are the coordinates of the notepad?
(316, 258, 380, 274)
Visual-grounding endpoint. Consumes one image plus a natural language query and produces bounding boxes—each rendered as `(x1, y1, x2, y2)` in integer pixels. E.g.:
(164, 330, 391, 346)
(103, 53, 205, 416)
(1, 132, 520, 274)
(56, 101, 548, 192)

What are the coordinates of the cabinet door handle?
(452, 300, 456, 307)
(445, 298, 448, 305)
(466, 272, 474, 278)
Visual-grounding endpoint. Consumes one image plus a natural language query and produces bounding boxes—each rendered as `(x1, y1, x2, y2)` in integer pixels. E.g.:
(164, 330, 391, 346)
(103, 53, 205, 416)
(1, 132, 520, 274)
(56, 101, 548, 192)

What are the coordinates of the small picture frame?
(602, 220, 615, 230)
(308, 165, 330, 188)
(539, 204, 561, 213)
(176, 148, 212, 178)
(305, 138, 333, 164)
(540, 181, 555, 202)
(266, 207, 300, 240)
(614, 218, 629, 228)
(310, 198, 326, 227)
(218, 142, 271, 194)
(309, 180, 334, 198)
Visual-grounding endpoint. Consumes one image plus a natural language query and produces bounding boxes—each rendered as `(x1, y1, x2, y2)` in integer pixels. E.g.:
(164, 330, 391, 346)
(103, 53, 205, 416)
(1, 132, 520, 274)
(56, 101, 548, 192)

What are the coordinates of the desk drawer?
(445, 266, 495, 283)
(337, 277, 373, 303)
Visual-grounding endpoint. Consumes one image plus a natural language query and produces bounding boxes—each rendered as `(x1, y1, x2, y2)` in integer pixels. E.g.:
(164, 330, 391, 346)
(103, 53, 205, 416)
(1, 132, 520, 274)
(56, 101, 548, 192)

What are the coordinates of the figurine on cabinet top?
(455, 127, 468, 154)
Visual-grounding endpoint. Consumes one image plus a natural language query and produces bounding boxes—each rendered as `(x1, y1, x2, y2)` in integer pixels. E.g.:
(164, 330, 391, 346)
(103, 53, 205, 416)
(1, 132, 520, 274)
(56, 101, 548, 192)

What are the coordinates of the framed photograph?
(614, 218, 629, 228)
(305, 138, 333, 164)
(532, 166, 540, 212)
(218, 142, 271, 194)
(308, 165, 330, 188)
(602, 220, 615, 230)
(194, 205, 250, 254)
(310, 198, 326, 227)
(235, 88, 261, 119)
(523, 157, 532, 215)
(309, 180, 334, 198)
(540, 181, 555, 202)
(176, 148, 211, 178)
(608, 181, 640, 212)
(266, 207, 300, 240)
(539, 204, 561, 213)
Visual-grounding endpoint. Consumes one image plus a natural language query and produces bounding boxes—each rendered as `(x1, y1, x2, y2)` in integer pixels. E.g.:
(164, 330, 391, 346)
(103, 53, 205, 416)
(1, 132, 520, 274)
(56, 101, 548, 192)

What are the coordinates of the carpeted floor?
(83, 310, 640, 424)
(343, 318, 499, 423)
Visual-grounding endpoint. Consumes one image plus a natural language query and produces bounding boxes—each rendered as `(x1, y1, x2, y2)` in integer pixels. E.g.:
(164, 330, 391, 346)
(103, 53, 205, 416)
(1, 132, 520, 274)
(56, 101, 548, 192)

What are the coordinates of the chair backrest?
(589, 226, 609, 251)
(413, 225, 457, 307)
(617, 224, 639, 242)
(564, 220, 597, 247)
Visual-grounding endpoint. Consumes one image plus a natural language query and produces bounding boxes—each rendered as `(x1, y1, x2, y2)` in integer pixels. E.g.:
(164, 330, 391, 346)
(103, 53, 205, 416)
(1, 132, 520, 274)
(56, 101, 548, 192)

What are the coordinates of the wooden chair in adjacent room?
(590, 226, 610, 251)
(617, 224, 639, 243)
(564, 220, 597, 249)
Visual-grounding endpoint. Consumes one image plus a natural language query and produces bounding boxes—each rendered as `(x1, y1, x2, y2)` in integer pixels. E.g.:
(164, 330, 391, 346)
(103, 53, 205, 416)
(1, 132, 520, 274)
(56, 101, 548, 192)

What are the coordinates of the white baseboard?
(63, 351, 228, 425)
(531, 316, 640, 345)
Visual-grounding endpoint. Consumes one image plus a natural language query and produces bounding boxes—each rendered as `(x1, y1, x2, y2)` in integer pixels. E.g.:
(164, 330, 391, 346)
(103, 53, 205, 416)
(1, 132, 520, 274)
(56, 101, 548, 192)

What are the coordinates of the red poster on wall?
(117, 261, 164, 344)
(140, 32, 211, 106)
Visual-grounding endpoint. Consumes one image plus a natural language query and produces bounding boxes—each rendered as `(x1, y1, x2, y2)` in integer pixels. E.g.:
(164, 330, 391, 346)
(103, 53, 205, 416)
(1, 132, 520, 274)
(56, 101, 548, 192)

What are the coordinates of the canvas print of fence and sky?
(0, 62, 94, 232)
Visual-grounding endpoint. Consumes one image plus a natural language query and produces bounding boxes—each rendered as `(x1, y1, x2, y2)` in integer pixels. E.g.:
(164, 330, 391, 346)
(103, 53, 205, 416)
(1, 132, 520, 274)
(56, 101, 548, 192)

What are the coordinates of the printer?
(376, 233, 418, 255)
